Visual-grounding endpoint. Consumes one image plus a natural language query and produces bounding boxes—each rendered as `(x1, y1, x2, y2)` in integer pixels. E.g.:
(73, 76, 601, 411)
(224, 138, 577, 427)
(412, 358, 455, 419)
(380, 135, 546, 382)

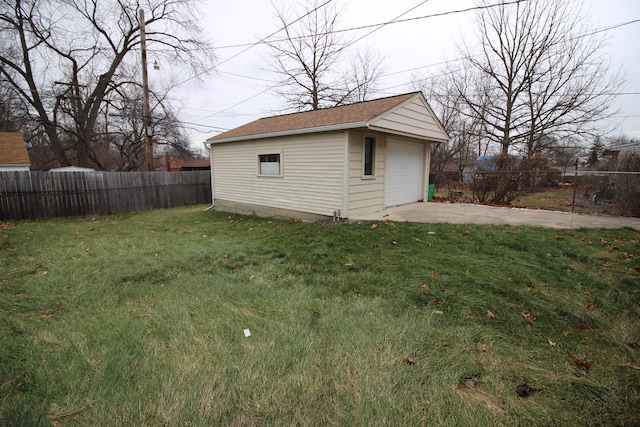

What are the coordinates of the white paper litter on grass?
(243, 329, 251, 337)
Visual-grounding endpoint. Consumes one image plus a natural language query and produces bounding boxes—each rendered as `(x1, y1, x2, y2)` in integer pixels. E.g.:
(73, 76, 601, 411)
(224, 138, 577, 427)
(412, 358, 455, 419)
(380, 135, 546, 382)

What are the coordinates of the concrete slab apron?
(354, 202, 640, 230)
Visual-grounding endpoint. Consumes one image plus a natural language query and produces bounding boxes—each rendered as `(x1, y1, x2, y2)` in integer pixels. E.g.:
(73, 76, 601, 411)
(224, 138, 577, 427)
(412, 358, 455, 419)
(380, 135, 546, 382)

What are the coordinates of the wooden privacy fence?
(0, 171, 212, 220)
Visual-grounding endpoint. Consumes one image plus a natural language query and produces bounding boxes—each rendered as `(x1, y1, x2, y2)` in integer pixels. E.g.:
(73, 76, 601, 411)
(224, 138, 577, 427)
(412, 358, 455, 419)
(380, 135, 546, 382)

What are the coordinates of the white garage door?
(385, 139, 424, 207)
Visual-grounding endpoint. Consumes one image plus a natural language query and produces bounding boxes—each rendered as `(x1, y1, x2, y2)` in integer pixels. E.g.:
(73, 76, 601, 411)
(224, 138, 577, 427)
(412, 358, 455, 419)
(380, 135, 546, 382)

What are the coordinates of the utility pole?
(139, 9, 153, 171)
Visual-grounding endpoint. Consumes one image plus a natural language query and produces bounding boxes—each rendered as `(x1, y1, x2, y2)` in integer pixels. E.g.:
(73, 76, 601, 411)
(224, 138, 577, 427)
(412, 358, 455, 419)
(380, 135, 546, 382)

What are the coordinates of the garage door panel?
(385, 139, 424, 207)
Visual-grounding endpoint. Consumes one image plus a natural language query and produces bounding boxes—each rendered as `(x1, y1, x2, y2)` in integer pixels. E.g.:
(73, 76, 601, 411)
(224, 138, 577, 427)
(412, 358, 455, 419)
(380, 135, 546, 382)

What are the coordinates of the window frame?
(362, 135, 376, 178)
(257, 152, 283, 177)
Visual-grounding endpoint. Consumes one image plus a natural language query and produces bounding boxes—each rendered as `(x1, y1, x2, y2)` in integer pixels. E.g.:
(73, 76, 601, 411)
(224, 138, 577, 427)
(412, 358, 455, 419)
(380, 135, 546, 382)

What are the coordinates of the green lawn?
(1, 206, 639, 426)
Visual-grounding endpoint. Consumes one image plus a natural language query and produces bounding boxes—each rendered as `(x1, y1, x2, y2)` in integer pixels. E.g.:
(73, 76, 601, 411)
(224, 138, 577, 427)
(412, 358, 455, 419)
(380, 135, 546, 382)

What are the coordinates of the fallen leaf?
(430, 270, 439, 277)
(392, 240, 397, 245)
(371, 223, 378, 229)
(562, 331, 571, 336)
(433, 310, 444, 315)
(404, 356, 416, 365)
(73, 229, 79, 234)
(421, 284, 430, 290)
(84, 247, 92, 253)
(477, 339, 487, 352)
(40, 314, 53, 319)
(415, 238, 422, 243)
(547, 338, 557, 347)
(468, 311, 477, 318)
(619, 363, 640, 371)
(223, 254, 229, 259)
(486, 310, 495, 318)
(528, 282, 537, 288)
(507, 277, 513, 282)
(584, 291, 591, 295)
(15, 292, 25, 297)
(577, 324, 591, 330)
(463, 377, 477, 389)
(152, 253, 159, 258)
(39, 271, 48, 276)
(521, 310, 536, 323)
(586, 303, 595, 311)
(568, 354, 591, 370)
(515, 383, 537, 397)
(432, 299, 440, 305)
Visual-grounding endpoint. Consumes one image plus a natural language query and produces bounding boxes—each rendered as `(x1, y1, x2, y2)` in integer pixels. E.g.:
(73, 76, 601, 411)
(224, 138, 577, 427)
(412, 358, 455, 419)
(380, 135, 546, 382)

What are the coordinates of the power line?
(211, 0, 531, 50)
(181, 6, 640, 126)
(174, 0, 336, 87)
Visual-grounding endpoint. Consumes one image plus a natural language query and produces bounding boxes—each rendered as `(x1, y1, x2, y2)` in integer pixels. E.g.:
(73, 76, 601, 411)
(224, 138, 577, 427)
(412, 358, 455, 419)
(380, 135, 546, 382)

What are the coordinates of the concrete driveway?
(354, 202, 640, 230)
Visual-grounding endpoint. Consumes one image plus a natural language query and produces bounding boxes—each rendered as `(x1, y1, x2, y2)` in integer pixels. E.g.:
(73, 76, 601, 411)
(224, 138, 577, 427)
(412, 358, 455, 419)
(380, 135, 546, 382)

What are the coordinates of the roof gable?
(206, 92, 448, 144)
(368, 93, 449, 142)
(0, 132, 30, 165)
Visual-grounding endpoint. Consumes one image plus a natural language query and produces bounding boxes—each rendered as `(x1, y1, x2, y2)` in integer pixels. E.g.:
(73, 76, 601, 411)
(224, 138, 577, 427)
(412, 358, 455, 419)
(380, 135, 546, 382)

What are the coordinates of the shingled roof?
(0, 132, 30, 165)
(206, 92, 420, 144)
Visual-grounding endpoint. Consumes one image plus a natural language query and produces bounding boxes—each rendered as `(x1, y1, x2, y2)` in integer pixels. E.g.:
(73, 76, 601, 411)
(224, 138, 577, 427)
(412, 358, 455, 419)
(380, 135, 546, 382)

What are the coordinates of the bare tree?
(456, 0, 621, 159)
(413, 66, 492, 179)
(333, 48, 385, 105)
(0, 0, 214, 169)
(413, 72, 471, 176)
(267, 0, 384, 111)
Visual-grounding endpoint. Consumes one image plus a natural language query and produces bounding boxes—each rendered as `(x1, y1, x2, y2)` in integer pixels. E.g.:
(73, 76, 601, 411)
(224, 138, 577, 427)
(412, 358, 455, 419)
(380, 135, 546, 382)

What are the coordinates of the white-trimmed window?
(363, 136, 376, 177)
(258, 153, 282, 176)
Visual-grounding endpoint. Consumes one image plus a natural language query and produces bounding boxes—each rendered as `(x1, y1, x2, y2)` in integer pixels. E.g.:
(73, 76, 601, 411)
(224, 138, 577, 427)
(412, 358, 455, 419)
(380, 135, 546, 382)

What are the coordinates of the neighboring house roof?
(206, 92, 448, 144)
(165, 155, 210, 171)
(0, 132, 31, 166)
(50, 166, 96, 172)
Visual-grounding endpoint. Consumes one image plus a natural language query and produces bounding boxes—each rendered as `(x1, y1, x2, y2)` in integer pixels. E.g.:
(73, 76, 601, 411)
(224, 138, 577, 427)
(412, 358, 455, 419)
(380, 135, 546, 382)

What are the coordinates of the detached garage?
(204, 92, 448, 220)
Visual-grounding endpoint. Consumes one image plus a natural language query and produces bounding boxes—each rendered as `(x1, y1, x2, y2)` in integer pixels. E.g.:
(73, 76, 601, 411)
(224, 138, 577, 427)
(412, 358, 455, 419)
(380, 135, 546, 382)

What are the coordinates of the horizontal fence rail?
(0, 171, 212, 220)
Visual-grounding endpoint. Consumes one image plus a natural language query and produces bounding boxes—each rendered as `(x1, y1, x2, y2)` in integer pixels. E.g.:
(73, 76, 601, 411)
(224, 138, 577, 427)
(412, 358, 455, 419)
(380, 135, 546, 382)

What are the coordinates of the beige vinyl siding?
(211, 132, 345, 216)
(347, 131, 386, 216)
(370, 97, 447, 141)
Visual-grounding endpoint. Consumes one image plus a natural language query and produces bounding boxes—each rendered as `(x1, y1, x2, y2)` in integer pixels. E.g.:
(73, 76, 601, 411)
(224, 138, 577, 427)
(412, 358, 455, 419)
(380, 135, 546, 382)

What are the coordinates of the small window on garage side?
(363, 136, 376, 177)
(258, 153, 282, 176)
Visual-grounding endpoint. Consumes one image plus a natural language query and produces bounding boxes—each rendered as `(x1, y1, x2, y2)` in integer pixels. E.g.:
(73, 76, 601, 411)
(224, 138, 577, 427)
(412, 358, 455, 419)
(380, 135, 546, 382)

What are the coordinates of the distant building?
(0, 132, 31, 171)
(49, 166, 96, 172)
(164, 154, 210, 172)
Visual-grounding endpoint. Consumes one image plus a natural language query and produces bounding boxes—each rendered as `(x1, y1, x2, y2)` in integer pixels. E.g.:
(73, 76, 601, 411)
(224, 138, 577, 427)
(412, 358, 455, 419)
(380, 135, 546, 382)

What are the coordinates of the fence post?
(571, 158, 578, 213)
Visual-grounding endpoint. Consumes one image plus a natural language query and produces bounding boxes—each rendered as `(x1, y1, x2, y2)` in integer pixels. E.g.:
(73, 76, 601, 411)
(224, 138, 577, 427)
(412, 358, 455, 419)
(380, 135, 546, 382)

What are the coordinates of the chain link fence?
(429, 169, 640, 218)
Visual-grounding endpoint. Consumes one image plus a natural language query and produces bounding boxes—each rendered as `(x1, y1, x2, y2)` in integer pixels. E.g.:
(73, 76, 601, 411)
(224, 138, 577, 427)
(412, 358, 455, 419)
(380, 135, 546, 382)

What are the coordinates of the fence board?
(0, 171, 211, 220)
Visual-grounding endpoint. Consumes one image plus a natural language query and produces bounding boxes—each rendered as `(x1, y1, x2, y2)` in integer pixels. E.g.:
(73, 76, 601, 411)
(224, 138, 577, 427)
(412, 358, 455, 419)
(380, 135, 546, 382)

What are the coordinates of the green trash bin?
(427, 184, 435, 201)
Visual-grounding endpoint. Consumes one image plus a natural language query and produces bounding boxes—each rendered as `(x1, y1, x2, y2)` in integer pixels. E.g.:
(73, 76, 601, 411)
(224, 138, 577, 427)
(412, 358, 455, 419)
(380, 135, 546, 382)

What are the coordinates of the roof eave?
(204, 121, 369, 146)
(367, 125, 449, 143)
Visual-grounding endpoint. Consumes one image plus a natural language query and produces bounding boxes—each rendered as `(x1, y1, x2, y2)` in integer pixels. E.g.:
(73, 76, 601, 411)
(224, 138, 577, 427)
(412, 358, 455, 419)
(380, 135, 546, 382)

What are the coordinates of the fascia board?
(366, 125, 448, 143)
(204, 121, 369, 145)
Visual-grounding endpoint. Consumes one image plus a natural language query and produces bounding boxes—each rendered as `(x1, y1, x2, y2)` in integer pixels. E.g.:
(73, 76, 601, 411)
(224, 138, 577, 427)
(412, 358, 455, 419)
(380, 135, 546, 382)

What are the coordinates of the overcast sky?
(159, 0, 640, 147)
